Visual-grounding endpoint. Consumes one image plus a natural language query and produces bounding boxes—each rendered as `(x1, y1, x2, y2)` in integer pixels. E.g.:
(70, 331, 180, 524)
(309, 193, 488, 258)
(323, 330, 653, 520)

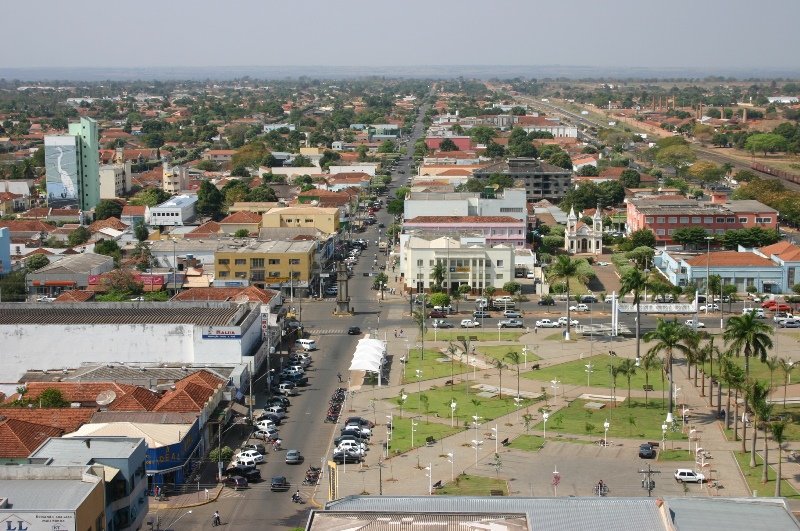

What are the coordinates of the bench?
(531, 364, 541, 370)
(501, 438, 510, 447)
(432, 480, 443, 489)
(444, 380, 454, 386)
(425, 436, 436, 447)
(647, 441, 660, 448)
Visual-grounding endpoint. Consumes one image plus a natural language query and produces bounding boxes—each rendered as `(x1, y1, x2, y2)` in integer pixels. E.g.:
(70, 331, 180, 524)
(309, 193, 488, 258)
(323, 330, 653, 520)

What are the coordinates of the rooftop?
(64, 422, 194, 448)
(0, 302, 241, 326)
(28, 253, 113, 275)
(216, 239, 315, 254)
(154, 194, 198, 209)
(30, 436, 145, 465)
(0, 474, 100, 511)
(406, 215, 523, 224)
(684, 251, 777, 268)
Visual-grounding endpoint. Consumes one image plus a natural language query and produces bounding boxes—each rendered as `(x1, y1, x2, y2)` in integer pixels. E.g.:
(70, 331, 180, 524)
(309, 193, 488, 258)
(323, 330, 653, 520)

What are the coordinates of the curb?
(150, 485, 223, 510)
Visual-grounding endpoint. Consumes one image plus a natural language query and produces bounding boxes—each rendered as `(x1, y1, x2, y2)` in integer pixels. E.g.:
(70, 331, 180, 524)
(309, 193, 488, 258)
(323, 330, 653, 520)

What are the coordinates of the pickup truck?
(460, 319, 480, 328)
(535, 319, 560, 328)
(684, 319, 705, 328)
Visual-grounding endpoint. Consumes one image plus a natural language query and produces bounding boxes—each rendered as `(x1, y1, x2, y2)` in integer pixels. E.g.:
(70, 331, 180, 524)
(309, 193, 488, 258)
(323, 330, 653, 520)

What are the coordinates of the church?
(564, 205, 603, 255)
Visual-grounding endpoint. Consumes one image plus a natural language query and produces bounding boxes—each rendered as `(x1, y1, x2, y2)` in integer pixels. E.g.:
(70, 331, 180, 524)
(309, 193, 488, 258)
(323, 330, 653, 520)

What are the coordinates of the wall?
(404, 199, 469, 220)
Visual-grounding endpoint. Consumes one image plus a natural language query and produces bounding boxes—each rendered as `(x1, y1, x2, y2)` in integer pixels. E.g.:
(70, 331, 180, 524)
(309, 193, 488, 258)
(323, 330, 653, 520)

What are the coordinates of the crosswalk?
(218, 488, 245, 499)
(306, 329, 349, 336)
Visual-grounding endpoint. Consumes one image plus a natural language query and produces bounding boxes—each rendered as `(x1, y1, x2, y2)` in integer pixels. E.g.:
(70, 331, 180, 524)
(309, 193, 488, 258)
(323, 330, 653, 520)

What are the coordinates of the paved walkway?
(333, 291, 800, 503)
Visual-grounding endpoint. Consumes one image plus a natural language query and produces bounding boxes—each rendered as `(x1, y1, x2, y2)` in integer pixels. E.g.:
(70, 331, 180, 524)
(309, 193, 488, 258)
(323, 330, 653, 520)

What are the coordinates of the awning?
(230, 402, 249, 416)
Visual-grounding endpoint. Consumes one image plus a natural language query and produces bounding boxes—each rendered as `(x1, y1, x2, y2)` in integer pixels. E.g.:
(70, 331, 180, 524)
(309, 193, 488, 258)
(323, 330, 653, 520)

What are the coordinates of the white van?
(296, 339, 317, 351)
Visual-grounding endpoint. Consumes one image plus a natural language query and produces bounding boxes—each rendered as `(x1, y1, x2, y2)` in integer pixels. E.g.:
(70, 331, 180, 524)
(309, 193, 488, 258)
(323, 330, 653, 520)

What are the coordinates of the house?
(262, 206, 340, 235)
(424, 136, 472, 151)
(324, 172, 372, 191)
(202, 149, 236, 163)
(218, 210, 262, 235)
(26, 252, 115, 298)
(656, 250, 783, 293)
(756, 241, 800, 291)
(120, 205, 149, 226)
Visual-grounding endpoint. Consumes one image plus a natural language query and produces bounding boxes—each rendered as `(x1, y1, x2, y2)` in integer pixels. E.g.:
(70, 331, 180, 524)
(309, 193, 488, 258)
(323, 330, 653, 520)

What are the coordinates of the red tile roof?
(185, 221, 221, 238)
(18, 382, 148, 407)
(760, 241, 800, 261)
(53, 290, 95, 303)
(89, 217, 128, 232)
(0, 408, 95, 433)
(0, 220, 54, 233)
(220, 211, 262, 224)
(0, 417, 63, 458)
(122, 205, 147, 216)
(172, 286, 278, 304)
(684, 251, 776, 267)
(154, 370, 224, 412)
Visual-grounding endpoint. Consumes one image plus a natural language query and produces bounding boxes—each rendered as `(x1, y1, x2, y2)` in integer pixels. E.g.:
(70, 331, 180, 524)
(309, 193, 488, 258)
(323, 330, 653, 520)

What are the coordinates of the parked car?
(347, 326, 361, 335)
(781, 318, 800, 328)
(332, 450, 361, 464)
(499, 319, 524, 328)
(235, 450, 264, 464)
(473, 310, 491, 318)
(460, 319, 480, 328)
(224, 476, 248, 490)
(263, 406, 286, 419)
(557, 317, 579, 327)
(270, 476, 290, 491)
(684, 320, 705, 328)
(432, 319, 454, 329)
(503, 310, 522, 318)
(771, 303, 792, 312)
(569, 303, 590, 312)
(742, 308, 765, 318)
(638, 443, 656, 459)
(674, 469, 705, 483)
(535, 319, 560, 328)
(428, 310, 447, 318)
(699, 304, 720, 312)
(285, 449, 304, 464)
(537, 296, 555, 306)
(580, 295, 598, 303)
(224, 466, 261, 482)
(241, 443, 266, 455)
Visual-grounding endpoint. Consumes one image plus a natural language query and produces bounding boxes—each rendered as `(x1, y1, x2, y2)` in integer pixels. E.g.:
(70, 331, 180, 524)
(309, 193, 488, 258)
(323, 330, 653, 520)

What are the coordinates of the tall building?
(44, 117, 100, 210)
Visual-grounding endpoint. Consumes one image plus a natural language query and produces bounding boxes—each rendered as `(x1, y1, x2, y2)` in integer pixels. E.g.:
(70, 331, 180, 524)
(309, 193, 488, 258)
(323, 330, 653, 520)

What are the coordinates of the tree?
(37, 388, 69, 408)
(618, 358, 637, 407)
(484, 141, 506, 158)
(196, 180, 225, 220)
(577, 165, 600, 176)
(397, 388, 407, 418)
(412, 309, 427, 360)
(94, 239, 122, 265)
(620, 229, 656, 252)
(723, 312, 773, 382)
(547, 255, 587, 340)
(469, 126, 496, 145)
(377, 140, 397, 154)
(745, 133, 788, 157)
(66, 225, 91, 247)
(133, 222, 149, 242)
(625, 246, 655, 270)
(619, 169, 641, 188)
(672, 227, 710, 250)
(548, 151, 573, 170)
(641, 352, 660, 407)
(619, 268, 650, 363)
(25, 253, 50, 272)
(234, 228, 250, 238)
(431, 262, 446, 291)
(502, 282, 521, 298)
(688, 161, 724, 186)
(643, 319, 693, 416)
(130, 188, 171, 207)
(771, 421, 787, 496)
(655, 145, 696, 176)
(428, 292, 450, 308)
(779, 358, 795, 407)
(492, 359, 507, 399)
(291, 155, 314, 167)
(505, 350, 522, 399)
(95, 199, 123, 220)
(438, 138, 459, 152)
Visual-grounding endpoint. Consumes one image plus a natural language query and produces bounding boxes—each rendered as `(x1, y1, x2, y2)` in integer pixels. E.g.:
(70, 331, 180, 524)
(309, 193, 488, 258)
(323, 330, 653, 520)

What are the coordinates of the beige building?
(99, 160, 133, 199)
(219, 211, 263, 235)
(262, 206, 340, 235)
(162, 163, 188, 194)
(214, 240, 316, 296)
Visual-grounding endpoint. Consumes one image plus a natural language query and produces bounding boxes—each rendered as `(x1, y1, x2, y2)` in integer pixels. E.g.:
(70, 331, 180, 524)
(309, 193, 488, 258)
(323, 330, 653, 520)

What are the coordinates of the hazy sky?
(5, 0, 799, 70)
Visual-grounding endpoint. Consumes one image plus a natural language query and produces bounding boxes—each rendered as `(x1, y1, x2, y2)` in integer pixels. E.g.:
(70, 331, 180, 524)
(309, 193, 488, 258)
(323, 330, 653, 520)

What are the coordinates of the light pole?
(497, 322, 502, 341)
(513, 396, 522, 422)
(416, 369, 423, 407)
(585, 363, 593, 387)
(550, 379, 561, 401)
(705, 236, 713, 314)
(472, 414, 483, 445)
(522, 346, 529, 369)
(403, 341, 409, 379)
(450, 400, 457, 427)
(165, 510, 192, 530)
(542, 411, 549, 440)
(603, 419, 610, 447)
(491, 424, 499, 454)
(411, 418, 418, 449)
(471, 439, 483, 467)
(447, 451, 454, 482)
(661, 422, 667, 448)
(425, 462, 432, 495)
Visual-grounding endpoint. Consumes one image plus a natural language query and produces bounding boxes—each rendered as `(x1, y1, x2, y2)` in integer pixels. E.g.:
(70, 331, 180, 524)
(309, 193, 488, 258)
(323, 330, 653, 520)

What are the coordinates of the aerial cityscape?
(2, 1, 800, 530)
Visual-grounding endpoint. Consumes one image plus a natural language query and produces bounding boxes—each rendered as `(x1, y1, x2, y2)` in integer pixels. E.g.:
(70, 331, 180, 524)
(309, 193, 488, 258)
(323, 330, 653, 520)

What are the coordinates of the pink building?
(425, 136, 473, 151)
(403, 216, 527, 247)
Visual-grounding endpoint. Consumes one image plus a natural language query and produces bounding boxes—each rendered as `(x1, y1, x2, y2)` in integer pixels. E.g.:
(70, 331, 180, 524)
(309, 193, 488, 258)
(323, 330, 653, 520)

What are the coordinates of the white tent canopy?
(348, 337, 387, 382)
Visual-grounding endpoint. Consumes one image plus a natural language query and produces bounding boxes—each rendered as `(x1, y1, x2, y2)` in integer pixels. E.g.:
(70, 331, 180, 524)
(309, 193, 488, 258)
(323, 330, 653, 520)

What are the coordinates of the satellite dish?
(96, 390, 117, 406)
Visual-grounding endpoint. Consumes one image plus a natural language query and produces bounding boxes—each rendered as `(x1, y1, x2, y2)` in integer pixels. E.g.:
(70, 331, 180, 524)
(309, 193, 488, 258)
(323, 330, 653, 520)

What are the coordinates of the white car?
(674, 469, 705, 483)
(255, 419, 276, 431)
(460, 319, 480, 328)
(684, 319, 705, 328)
(699, 304, 720, 312)
(535, 319, 560, 328)
(569, 303, 590, 312)
(234, 450, 264, 464)
(558, 317, 579, 327)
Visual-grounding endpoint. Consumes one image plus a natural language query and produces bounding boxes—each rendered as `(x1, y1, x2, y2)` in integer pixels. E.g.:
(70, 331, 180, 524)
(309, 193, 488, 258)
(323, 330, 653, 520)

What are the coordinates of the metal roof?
(30, 436, 145, 465)
(665, 497, 800, 531)
(0, 305, 239, 326)
(0, 478, 97, 510)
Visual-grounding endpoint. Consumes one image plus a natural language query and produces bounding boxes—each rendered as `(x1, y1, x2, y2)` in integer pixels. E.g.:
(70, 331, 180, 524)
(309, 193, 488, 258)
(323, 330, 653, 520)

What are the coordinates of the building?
(757, 241, 800, 290)
(26, 253, 115, 299)
(214, 240, 315, 296)
(120, 205, 148, 227)
(399, 235, 515, 293)
(328, 164, 378, 177)
(202, 149, 236, 163)
(424, 136, 472, 151)
(162, 162, 188, 194)
(263, 123, 295, 132)
(44, 117, 101, 210)
(565, 206, 603, 254)
(149, 194, 198, 226)
(0, 464, 106, 531)
(474, 158, 573, 200)
(403, 216, 527, 248)
(518, 115, 579, 138)
(656, 250, 783, 292)
(218, 211, 262, 235)
(99, 160, 133, 200)
(626, 195, 779, 244)
(403, 188, 527, 223)
(30, 437, 149, 531)
(0, 227, 10, 275)
(262, 206, 340, 235)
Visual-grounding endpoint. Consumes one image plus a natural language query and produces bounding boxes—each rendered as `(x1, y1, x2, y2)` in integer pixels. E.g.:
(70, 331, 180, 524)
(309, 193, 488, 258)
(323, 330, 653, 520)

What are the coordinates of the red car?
(428, 310, 447, 318)
(762, 300, 778, 309)
(771, 303, 792, 312)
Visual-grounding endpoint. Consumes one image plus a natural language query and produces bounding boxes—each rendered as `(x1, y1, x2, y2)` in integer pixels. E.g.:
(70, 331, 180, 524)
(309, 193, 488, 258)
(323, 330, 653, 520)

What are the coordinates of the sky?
(4, 0, 799, 72)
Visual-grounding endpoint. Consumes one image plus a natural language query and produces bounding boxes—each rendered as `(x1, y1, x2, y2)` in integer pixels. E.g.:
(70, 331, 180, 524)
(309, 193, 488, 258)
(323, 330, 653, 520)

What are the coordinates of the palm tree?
(431, 261, 446, 292)
(493, 359, 507, 399)
(745, 380, 771, 466)
(643, 319, 693, 416)
(447, 342, 458, 383)
(641, 352, 660, 407)
(683, 331, 702, 387)
(451, 291, 462, 312)
(483, 286, 496, 308)
(547, 255, 587, 341)
(609, 363, 622, 404)
(412, 308, 426, 360)
(618, 358, 637, 407)
(765, 356, 779, 390)
(619, 268, 650, 364)
(505, 350, 522, 400)
(771, 421, 787, 496)
(723, 312, 773, 382)
(756, 398, 774, 482)
(695, 340, 710, 397)
(780, 358, 795, 407)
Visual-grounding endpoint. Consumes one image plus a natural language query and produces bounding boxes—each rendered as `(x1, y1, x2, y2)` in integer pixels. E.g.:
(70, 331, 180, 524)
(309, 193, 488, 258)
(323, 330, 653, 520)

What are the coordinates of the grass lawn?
(534, 399, 687, 442)
(477, 345, 540, 365)
(733, 451, 800, 499)
(508, 434, 545, 452)
(401, 347, 470, 385)
(393, 382, 537, 426)
(523, 354, 667, 392)
(424, 330, 525, 342)
(542, 332, 581, 342)
(698, 356, 776, 388)
(387, 417, 461, 455)
(658, 449, 694, 461)
(436, 474, 508, 496)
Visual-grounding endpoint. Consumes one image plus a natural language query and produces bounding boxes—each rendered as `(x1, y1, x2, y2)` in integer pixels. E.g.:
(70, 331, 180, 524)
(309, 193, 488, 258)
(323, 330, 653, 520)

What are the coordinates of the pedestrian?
(337, 372, 343, 383)
(394, 329, 397, 338)
(399, 329, 404, 337)
(534, 325, 538, 334)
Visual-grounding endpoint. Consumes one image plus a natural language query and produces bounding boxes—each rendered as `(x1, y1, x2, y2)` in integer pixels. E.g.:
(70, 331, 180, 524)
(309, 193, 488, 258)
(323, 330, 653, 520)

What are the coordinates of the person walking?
(337, 372, 343, 383)
(212, 511, 221, 526)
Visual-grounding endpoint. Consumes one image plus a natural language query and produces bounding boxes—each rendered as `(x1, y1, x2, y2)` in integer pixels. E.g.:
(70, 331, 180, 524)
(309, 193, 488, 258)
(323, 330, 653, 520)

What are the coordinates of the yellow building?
(215, 240, 316, 295)
(262, 206, 340, 235)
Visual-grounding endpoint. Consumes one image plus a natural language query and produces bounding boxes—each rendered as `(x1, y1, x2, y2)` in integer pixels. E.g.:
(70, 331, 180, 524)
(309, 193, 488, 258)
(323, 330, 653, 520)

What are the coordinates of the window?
(704, 217, 713, 224)
(656, 229, 665, 236)
(292, 271, 300, 279)
(218, 259, 230, 265)
(251, 258, 264, 268)
(234, 258, 246, 265)
(716, 229, 725, 234)
(496, 274, 504, 279)
(218, 271, 229, 278)
(756, 217, 772, 223)
(739, 217, 747, 223)
(726, 217, 735, 223)
(668, 229, 676, 235)
(657, 217, 665, 223)
(691, 217, 701, 224)
(251, 271, 265, 281)
(235, 272, 247, 279)
(269, 271, 280, 278)
(268, 259, 280, 265)
(716, 217, 725, 223)
(668, 217, 677, 224)
(417, 259, 423, 266)
(645, 217, 654, 223)
(289, 258, 300, 265)
(500, 207, 523, 213)
(429, 260, 435, 266)
(497, 260, 504, 267)
(305, 219, 313, 223)
(679, 217, 689, 224)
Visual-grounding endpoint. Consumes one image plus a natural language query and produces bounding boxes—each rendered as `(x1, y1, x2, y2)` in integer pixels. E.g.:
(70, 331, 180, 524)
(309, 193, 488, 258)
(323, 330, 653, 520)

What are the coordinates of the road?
(163, 98, 430, 530)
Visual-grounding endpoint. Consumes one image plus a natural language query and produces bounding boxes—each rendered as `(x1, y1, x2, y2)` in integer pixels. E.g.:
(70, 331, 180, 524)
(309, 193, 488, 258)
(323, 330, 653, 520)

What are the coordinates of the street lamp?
(542, 411, 550, 440)
(497, 322, 502, 341)
(603, 419, 610, 447)
(416, 369, 423, 406)
(585, 363, 594, 387)
(450, 400, 457, 427)
(513, 396, 522, 421)
(425, 462, 433, 495)
(661, 422, 667, 447)
(472, 414, 483, 443)
(522, 346, 529, 369)
(411, 419, 418, 449)
(471, 439, 483, 467)
(491, 424, 499, 454)
(447, 451, 454, 482)
(705, 236, 713, 314)
(550, 379, 561, 401)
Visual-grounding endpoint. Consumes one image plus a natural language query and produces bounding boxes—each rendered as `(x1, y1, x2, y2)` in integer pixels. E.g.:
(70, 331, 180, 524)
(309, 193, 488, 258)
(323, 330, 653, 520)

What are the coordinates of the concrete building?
(403, 216, 527, 248)
(120, 205, 148, 227)
(218, 211, 262, 235)
(399, 235, 515, 293)
(30, 437, 149, 531)
(474, 159, 573, 200)
(214, 240, 315, 296)
(161, 163, 188, 194)
(262, 206, 340, 235)
(149, 194, 198, 226)
(328, 164, 378, 177)
(99, 160, 133, 200)
(26, 253, 115, 299)
(0, 464, 106, 531)
(403, 188, 527, 223)
(626, 195, 779, 244)
(656, 250, 783, 293)
(44, 117, 101, 211)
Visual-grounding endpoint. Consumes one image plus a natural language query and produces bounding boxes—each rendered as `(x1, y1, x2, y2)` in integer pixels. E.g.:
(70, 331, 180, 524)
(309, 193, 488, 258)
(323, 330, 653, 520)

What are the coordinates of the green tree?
(505, 350, 522, 399)
(130, 188, 171, 207)
(484, 141, 506, 158)
(37, 388, 69, 408)
(234, 228, 250, 238)
(620, 229, 656, 252)
(672, 227, 710, 250)
(620, 168, 641, 188)
(723, 312, 773, 382)
(439, 138, 459, 152)
(502, 281, 521, 298)
(133, 222, 149, 242)
(492, 359, 507, 399)
(431, 262, 446, 291)
(25, 253, 50, 272)
(291, 155, 314, 167)
(94, 199, 123, 220)
(196, 180, 225, 220)
(643, 320, 694, 415)
(469, 126, 496, 145)
(745, 380, 771, 468)
(377, 140, 397, 153)
(548, 151, 573, 170)
(779, 358, 795, 407)
(771, 421, 787, 496)
(745, 133, 788, 157)
(428, 292, 450, 308)
(619, 268, 650, 363)
(67, 226, 91, 247)
(546, 255, 587, 340)
(641, 352, 661, 407)
(655, 145, 696, 176)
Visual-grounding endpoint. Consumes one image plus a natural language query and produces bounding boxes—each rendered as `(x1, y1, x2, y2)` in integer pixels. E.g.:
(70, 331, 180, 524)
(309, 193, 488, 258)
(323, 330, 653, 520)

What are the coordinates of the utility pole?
(638, 464, 661, 497)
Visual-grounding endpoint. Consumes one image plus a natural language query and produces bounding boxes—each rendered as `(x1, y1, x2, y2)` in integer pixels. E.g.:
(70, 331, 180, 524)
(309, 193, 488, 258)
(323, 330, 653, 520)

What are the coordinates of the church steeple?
(568, 205, 577, 221)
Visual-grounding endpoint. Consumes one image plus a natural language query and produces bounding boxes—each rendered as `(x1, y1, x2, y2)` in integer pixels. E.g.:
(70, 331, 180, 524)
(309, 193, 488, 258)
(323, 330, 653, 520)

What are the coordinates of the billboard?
(44, 135, 79, 208)
(201, 326, 242, 339)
